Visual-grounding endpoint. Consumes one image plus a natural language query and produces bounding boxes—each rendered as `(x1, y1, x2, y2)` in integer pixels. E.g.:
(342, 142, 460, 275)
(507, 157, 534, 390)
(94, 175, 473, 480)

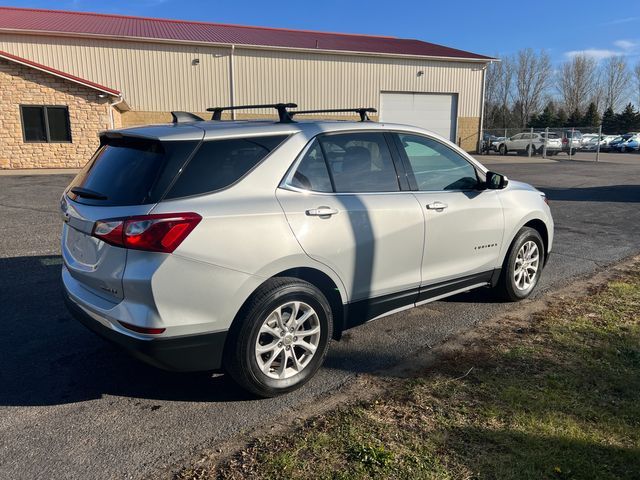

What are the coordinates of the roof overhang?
(0, 28, 497, 64)
(0, 48, 123, 96)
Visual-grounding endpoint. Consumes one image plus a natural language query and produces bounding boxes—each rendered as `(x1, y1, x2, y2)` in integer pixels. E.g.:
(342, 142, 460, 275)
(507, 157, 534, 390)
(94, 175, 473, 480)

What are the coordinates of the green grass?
(179, 264, 640, 480)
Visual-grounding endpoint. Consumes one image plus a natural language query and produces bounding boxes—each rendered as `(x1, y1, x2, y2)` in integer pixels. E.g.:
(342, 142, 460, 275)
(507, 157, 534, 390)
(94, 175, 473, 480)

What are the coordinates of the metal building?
(0, 6, 494, 168)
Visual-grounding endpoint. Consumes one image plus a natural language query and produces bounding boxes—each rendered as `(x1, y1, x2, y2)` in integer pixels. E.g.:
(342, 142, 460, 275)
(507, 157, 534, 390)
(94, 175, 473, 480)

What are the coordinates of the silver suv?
(61, 104, 553, 397)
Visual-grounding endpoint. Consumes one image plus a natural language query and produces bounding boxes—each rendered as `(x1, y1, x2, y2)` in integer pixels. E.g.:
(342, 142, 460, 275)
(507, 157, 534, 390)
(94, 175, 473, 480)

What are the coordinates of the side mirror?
(486, 171, 508, 189)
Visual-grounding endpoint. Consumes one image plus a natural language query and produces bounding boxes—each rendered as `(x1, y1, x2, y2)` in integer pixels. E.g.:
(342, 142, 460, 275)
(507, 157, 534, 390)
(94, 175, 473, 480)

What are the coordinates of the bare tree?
(601, 56, 630, 111)
(635, 62, 640, 108)
(484, 55, 514, 128)
(513, 49, 551, 127)
(558, 54, 598, 114)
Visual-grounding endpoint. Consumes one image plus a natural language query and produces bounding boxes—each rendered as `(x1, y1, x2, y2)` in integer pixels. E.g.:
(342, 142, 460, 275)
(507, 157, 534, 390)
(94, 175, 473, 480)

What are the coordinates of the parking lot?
(1, 156, 639, 479)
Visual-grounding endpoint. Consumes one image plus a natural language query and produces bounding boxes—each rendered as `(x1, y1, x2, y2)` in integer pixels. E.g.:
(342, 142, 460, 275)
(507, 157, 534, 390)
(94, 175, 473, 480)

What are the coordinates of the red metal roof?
(0, 49, 120, 95)
(0, 6, 493, 61)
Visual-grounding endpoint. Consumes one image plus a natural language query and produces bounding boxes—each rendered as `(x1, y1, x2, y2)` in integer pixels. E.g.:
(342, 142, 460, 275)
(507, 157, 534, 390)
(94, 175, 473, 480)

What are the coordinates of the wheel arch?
(226, 266, 347, 349)
(523, 218, 549, 264)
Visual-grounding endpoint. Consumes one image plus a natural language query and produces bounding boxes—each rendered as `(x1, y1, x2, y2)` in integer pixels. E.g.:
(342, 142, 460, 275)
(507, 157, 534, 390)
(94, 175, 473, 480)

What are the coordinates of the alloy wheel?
(513, 240, 540, 291)
(255, 301, 321, 379)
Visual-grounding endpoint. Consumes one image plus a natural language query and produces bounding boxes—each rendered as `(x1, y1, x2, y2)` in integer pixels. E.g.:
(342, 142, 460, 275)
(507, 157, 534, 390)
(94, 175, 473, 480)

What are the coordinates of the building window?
(20, 105, 72, 143)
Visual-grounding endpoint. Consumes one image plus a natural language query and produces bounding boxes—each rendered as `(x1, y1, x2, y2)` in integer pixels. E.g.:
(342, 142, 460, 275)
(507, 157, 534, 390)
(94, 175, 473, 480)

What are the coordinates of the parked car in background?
(605, 134, 634, 152)
(481, 133, 502, 153)
(581, 134, 602, 151)
(498, 132, 542, 155)
(491, 136, 506, 152)
(561, 130, 582, 154)
(598, 135, 618, 150)
(536, 132, 562, 155)
(581, 134, 599, 147)
(601, 135, 624, 152)
(615, 134, 640, 152)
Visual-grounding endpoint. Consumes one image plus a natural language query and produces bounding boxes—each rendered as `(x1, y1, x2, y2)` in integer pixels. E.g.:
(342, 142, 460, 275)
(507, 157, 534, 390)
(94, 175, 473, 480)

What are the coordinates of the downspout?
(229, 45, 236, 120)
(108, 93, 124, 129)
(477, 63, 488, 153)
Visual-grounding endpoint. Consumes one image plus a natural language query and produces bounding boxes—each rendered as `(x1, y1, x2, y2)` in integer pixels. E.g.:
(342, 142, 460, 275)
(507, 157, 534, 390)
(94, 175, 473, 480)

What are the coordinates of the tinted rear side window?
(165, 135, 287, 199)
(67, 138, 198, 206)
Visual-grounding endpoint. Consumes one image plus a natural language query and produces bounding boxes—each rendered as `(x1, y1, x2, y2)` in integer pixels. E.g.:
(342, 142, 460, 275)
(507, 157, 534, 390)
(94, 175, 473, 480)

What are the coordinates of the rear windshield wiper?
(70, 187, 108, 200)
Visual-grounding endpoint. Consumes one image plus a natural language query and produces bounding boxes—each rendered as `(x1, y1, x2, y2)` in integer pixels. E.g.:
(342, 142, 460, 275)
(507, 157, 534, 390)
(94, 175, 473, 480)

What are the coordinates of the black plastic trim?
(64, 294, 227, 372)
(343, 287, 420, 329)
(416, 271, 493, 303)
(343, 270, 494, 330)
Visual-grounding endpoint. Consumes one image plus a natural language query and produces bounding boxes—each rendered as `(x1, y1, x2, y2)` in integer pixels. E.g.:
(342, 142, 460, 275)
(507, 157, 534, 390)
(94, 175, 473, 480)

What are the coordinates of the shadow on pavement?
(542, 185, 640, 203)
(0, 255, 253, 406)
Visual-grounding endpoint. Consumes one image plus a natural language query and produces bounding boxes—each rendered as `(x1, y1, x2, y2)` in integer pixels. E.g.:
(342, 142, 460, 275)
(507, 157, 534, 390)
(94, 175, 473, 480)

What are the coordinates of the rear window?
(165, 135, 288, 199)
(67, 137, 198, 206)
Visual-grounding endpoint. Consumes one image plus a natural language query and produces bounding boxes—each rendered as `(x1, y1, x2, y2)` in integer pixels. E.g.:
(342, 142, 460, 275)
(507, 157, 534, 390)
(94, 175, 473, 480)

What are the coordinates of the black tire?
(494, 227, 545, 302)
(527, 144, 536, 156)
(499, 144, 507, 156)
(223, 277, 333, 397)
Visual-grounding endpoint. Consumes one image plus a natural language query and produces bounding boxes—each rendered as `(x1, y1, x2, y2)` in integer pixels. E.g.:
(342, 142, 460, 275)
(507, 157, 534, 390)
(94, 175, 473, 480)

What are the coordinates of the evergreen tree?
(556, 108, 568, 127)
(582, 102, 601, 129)
(616, 103, 640, 133)
(529, 101, 556, 128)
(566, 108, 583, 127)
(601, 107, 617, 134)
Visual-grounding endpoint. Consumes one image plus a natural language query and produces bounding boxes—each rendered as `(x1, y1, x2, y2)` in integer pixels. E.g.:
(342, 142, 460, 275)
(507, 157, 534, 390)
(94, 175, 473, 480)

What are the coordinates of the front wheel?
(499, 144, 508, 156)
(224, 278, 333, 397)
(494, 227, 545, 301)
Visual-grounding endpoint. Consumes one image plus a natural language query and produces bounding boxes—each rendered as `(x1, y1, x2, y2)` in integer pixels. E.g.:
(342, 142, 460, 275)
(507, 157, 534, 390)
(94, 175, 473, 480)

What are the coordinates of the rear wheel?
(527, 144, 536, 156)
(224, 278, 333, 397)
(494, 227, 545, 301)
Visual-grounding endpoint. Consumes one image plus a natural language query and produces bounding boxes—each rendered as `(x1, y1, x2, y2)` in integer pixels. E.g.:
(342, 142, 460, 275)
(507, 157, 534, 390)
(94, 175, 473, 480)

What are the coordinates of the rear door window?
(165, 135, 288, 199)
(317, 132, 400, 193)
(67, 138, 198, 206)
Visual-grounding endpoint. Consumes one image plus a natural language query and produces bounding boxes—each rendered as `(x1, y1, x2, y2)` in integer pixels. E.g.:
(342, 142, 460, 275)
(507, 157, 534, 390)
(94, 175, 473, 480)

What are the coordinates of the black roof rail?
(291, 107, 377, 122)
(206, 103, 297, 123)
(170, 111, 204, 123)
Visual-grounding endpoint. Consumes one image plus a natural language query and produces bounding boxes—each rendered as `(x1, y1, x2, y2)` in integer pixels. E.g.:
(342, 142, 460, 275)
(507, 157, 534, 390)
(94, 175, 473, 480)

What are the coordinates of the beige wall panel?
(0, 33, 483, 118)
(0, 33, 231, 112)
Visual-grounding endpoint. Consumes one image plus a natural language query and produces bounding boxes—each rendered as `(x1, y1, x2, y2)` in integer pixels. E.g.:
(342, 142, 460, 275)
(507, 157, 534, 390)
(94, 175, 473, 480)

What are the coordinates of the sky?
(2, 0, 640, 64)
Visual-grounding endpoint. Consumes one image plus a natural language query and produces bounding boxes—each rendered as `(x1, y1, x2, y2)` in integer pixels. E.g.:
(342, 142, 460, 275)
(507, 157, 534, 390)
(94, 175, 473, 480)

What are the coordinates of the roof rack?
(206, 103, 297, 123)
(171, 111, 204, 123)
(291, 107, 377, 122)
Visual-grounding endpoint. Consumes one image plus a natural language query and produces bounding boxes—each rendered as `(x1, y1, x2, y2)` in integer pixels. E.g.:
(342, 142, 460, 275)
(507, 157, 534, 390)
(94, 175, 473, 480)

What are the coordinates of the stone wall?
(457, 117, 480, 152)
(0, 57, 117, 169)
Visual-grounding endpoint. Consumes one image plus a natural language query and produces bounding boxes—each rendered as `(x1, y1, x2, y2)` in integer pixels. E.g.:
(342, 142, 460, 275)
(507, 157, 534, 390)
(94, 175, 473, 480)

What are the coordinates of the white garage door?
(380, 92, 458, 142)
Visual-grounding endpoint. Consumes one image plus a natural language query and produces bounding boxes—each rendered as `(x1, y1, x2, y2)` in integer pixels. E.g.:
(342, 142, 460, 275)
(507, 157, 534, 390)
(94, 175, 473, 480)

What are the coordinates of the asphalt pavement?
(1, 157, 639, 479)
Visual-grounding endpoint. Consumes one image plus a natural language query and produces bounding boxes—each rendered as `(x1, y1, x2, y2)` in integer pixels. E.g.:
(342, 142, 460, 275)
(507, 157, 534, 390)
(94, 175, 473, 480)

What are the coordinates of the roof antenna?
(171, 111, 204, 123)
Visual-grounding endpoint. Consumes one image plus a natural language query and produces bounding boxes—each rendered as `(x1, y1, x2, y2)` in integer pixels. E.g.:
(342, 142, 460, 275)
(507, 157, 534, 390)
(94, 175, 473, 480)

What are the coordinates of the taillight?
(92, 213, 201, 253)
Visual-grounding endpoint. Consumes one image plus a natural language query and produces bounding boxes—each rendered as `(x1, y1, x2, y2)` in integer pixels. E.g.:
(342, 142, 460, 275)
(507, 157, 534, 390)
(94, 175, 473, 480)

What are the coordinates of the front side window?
(396, 134, 479, 191)
(21, 105, 71, 143)
(317, 132, 399, 193)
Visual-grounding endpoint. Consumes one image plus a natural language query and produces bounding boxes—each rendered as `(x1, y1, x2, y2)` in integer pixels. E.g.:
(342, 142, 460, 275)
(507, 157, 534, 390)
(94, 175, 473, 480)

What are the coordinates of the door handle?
(426, 202, 448, 211)
(306, 206, 339, 217)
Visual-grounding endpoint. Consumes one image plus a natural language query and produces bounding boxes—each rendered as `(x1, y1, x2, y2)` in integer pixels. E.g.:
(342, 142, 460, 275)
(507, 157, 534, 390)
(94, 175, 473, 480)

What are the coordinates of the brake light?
(92, 213, 201, 253)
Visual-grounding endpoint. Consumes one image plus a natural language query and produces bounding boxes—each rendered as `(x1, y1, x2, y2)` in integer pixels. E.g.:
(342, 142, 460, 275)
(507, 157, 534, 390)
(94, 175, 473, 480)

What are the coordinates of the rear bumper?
(64, 292, 227, 372)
